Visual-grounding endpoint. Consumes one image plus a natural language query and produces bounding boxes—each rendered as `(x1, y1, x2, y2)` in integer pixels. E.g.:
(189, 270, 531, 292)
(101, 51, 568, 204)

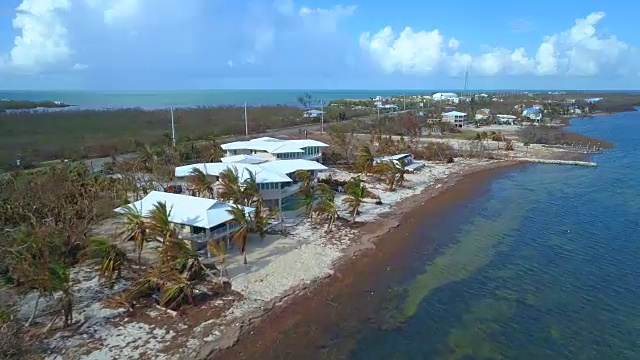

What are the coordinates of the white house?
(114, 191, 254, 251)
(432, 92, 460, 104)
(495, 114, 517, 124)
(442, 111, 468, 128)
(175, 159, 328, 217)
(522, 107, 543, 121)
(221, 137, 329, 162)
(303, 109, 325, 118)
(374, 153, 425, 172)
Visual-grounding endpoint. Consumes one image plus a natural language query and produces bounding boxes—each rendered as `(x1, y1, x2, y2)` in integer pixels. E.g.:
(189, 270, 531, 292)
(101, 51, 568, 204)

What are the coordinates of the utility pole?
(244, 102, 248, 137)
(403, 94, 406, 111)
(321, 98, 325, 133)
(170, 107, 176, 147)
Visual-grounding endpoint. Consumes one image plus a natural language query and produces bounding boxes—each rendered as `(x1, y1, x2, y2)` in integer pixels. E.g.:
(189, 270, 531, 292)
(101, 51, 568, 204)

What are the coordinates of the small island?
(0, 99, 71, 111)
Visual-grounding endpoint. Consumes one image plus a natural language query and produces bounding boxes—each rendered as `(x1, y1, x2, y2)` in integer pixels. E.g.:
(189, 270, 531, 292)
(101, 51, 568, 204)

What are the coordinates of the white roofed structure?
(221, 137, 328, 161)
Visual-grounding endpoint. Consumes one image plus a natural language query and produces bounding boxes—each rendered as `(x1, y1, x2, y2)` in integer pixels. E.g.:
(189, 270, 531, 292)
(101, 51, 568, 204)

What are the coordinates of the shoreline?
(206, 160, 523, 359)
(208, 119, 608, 359)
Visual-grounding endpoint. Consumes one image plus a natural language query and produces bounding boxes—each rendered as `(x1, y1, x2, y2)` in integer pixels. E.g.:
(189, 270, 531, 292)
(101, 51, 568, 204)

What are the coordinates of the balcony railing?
(179, 223, 240, 243)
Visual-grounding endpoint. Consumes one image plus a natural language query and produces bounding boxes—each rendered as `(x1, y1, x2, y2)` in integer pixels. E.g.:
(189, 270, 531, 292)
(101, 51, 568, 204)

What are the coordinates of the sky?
(0, 0, 639, 90)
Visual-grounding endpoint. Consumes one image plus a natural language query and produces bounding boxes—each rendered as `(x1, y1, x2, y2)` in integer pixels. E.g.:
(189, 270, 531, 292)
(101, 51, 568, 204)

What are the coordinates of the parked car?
(164, 185, 183, 194)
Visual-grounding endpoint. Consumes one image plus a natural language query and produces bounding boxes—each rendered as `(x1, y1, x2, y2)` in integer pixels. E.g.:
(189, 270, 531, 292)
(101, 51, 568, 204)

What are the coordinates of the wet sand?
(211, 162, 523, 360)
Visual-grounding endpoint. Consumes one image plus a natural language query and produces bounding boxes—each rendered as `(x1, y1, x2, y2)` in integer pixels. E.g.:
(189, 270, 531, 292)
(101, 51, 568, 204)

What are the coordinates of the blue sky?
(0, 0, 639, 90)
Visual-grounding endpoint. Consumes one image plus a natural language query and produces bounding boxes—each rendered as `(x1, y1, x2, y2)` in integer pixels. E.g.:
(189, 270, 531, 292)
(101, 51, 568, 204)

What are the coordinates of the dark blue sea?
(343, 111, 640, 359)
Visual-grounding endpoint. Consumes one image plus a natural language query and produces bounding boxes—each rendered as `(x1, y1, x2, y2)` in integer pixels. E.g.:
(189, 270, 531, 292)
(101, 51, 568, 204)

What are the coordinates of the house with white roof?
(221, 137, 329, 162)
(175, 159, 328, 216)
(114, 191, 254, 251)
(432, 92, 460, 104)
(442, 111, 468, 128)
(303, 109, 325, 118)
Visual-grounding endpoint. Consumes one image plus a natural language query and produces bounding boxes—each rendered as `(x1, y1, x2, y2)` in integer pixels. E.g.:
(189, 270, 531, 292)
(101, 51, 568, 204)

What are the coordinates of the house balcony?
(178, 223, 241, 244)
(281, 182, 302, 197)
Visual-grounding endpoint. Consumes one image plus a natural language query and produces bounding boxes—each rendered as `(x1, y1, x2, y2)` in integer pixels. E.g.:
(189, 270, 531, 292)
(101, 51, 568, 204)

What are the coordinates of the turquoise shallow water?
(0, 90, 427, 109)
(344, 111, 640, 359)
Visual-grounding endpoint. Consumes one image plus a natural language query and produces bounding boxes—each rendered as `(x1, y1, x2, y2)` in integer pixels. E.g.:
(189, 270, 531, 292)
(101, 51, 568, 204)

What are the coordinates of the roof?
(175, 163, 292, 183)
(496, 114, 516, 119)
(260, 159, 328, 174)
(524, 107, 541, 112)
(114, 191, 254, 229)
(175, 159, 327, 183)
(221, 137, 329, 154)
(442, 111, 467, 116)
(433, 92, 458, 97)
(221, 154, 268, 164)
(304, 110, 325, 115)
(375, 153, 412, 162)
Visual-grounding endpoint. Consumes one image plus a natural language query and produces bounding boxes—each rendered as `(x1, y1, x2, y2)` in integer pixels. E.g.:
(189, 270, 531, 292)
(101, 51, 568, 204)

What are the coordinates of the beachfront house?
(475, 109, 492, 121)
(374, 153, 425, 172)
(432, 92, 460, 104)
(303, 109, 325, 118)
(114, 191, 254, 253)
(221, 137, 329, 162)
(442, 111, 468, 128)
(175, 159, 328, 217)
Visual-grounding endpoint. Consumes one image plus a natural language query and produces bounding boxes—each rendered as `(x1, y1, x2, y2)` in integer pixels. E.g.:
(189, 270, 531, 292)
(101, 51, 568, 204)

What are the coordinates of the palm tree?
(524, 141, 531, 156)
(373, 162, 398, 191)
(395, 160, 407, 187)
(294, 170, 312, 191)
(218, 166, 243, 204)
(187, 168, 215, 198)
(241, 169, 260, 206)
(343, 178, 366, 222)
(81, 236, 127, 288)
(119, 205, 149, 264)
(147, 201, 176, 243)
(356, 145, 375, 175)
(226, 204, 251, 264)
(202, 135, 224, 162)
(297, 187, 315, 219)
(314, 184, 338, 232)
(251, 200, 280, 239)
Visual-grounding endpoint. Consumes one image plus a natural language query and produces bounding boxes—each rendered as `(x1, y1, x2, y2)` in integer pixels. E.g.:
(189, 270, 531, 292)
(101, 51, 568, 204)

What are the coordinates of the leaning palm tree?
(202, 136, 224, 162)
(226, 205, 251, 264)
(356, 145, 375, 175)
(297, 187, 315, 219)
(251, 200, 280, 239)
(294, 170, 312, 191)
(81, 236, 127, 288)
(394, 160, 407, 187)
(187, 168, 215, 198)
(343, 178, 366, 222)
(373, 162, 398, 191)
(118, 205, 149, 264)
(218, 166, 243, 204)
(314, 183, 338, 232)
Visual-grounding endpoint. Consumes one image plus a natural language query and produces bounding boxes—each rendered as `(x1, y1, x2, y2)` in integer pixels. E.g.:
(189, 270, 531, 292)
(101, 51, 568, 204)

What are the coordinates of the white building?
(495, 114, 517, 124)
(114, 191, 254, 252)
(221, 137, 329, 162)
(175, 159, 328, 217)
(442, 111, 468, 128)
(522, 107, 543, 121)
(303, 109, 325, 118)
(374, 153, 425, 172)
(432, 92, 460, 104)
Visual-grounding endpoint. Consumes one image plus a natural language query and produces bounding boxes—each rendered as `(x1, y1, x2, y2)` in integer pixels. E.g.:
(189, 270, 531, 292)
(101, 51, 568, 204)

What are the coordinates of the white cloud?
(1, 0, 72, 73)
(72, 62, 88, 70)
(83, 0, 142, 25)
(360, 11, 639, 77)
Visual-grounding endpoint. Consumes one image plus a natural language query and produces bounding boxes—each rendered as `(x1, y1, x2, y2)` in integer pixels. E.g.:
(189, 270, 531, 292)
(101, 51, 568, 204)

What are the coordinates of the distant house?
(522, 107, 542, 121)
(432, 92, 460, 104)
(221, 137, 329, 161)
(495, 114, 517, 124)
(175, 159, 328, 216)
(585, 97, 602, 103)
(114, 191, 255, 252)
(475, 108, 492, 121)
(442, 111, 468, 128)
(374, 153, 425, 172)
(303, 109, 325, 118)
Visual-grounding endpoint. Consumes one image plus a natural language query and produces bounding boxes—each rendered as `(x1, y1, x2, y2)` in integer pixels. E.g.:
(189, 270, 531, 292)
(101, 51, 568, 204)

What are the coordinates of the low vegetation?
(517, 125, 614, 148)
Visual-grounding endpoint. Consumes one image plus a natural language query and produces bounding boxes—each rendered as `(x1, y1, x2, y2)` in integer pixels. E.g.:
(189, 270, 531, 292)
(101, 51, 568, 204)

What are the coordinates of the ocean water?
(340, 111, 640, 359)
(2, 90, 638, 109)
(0, 90, 428, 109)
